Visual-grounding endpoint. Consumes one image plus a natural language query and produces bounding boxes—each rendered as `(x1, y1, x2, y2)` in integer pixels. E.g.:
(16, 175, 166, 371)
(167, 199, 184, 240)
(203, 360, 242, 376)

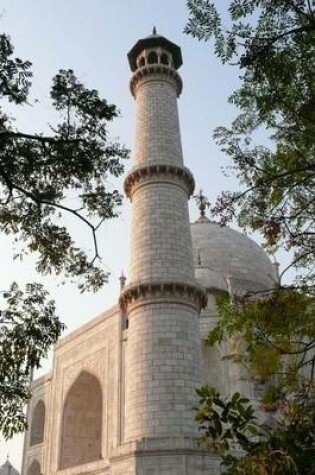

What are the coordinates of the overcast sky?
(0, 0, 285, 468)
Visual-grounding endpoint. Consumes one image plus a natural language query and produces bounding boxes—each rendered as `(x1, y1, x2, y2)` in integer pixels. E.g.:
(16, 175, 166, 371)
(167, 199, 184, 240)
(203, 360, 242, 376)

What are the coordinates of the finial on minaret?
(119, 271, 127, 290)
(193, 189, 210, 217)
(152, 26, 157, 35)
(271, 255, 280, 283)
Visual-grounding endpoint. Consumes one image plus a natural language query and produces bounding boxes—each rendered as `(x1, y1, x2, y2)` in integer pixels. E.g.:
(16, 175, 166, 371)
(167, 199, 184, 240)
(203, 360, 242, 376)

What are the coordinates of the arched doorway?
(30, 400, 45, 446)
(27, 460, 41, 475)
(59, 371, 102, 469)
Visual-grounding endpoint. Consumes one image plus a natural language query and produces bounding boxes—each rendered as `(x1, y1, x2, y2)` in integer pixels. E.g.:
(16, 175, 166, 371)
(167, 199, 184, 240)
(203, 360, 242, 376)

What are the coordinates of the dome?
(195, 266, 227, 292)
(191, 216, 276, 293)
(0, 460, 19, 475)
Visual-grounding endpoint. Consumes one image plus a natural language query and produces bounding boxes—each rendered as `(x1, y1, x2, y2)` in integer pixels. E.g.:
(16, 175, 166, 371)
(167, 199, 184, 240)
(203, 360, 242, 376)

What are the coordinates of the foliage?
(186, 0, 315, 286)
(0, 39, 128, 291)
(193, 189, 211, 217)
(0, 282, 64, 439)
(209, 290, 315, 402)
(0, 33, 128, 437)
(195, 387, 258, 454)
(186, 1, 315, 471)
(195, 386, 315, 474)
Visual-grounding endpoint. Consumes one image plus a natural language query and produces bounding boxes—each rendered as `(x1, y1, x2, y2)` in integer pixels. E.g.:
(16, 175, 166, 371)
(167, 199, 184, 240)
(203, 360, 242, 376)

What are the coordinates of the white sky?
(0, 0, 288, 469)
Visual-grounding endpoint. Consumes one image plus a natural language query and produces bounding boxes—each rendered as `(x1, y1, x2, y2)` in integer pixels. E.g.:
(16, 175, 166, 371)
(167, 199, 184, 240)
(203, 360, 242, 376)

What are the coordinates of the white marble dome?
(0, 460, 19, 475)
(194, 266, 227, 292)
(191, 216, 276, 293)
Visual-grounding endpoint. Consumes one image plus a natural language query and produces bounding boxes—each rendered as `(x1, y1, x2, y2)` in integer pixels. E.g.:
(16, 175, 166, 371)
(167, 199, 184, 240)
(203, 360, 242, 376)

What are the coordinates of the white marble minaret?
(116, 30, 218, 474)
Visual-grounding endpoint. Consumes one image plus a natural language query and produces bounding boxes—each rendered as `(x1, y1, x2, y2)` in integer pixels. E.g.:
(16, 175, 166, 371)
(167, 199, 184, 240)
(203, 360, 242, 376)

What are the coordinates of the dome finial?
(193, 189, 210, 217)
(152, 26, 157, 35)
(271, 254, 280, 282)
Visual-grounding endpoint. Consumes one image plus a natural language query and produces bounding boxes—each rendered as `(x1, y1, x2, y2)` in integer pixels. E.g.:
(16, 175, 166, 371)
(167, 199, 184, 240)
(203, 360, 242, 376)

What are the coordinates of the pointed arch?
(59, 371, 102, 469)
(30, 400, 45, 446)
(138, 56, 145, 68)
(148, 51, 158, 64)
(27, 460, 41, 475)
(160, 53, 169, 65)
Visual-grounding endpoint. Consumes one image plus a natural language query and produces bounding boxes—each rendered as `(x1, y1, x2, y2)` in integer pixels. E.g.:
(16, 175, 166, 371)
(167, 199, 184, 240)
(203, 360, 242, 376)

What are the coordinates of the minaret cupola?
(127, 29, 183, 98)
(127, 27, 183, 71)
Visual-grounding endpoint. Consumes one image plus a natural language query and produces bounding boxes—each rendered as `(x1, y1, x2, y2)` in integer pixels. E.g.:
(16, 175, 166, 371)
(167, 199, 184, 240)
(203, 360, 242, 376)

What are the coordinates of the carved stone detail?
(62, 348, 106, 397)
(119, 281, 207, 313)
(130, 64, 183, 97)
(124, 164, 195, 199)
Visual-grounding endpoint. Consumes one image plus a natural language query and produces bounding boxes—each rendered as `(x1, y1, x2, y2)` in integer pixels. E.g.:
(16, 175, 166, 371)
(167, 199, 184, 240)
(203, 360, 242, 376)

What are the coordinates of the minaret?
(120, 30, 207, 444)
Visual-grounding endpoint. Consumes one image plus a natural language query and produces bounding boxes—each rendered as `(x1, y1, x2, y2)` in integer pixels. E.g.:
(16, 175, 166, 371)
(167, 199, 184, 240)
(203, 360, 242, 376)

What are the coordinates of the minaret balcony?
(130, 63, 183, 98)
(124, 163, 195, 199)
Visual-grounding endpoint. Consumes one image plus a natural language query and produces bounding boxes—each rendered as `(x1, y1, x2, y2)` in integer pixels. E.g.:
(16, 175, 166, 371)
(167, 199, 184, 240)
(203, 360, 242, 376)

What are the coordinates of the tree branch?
(252, 24, 315, 60)
(0, 167, 101, 263)
(0, 130, 80, 144)
(40, 199, 101, 262)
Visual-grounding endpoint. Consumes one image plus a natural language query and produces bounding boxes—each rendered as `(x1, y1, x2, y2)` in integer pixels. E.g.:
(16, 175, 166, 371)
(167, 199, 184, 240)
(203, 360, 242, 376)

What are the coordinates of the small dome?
(191, 216, 275, 293)
(195, 267, 227, 292)
(0, 460, 19, 475)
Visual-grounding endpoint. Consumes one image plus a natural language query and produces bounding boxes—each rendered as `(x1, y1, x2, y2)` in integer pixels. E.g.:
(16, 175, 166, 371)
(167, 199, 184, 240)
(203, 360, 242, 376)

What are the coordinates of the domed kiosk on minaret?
(0, 459, 19, 475)
(128, 27, 183, 72)
(21, 31, 276, 475)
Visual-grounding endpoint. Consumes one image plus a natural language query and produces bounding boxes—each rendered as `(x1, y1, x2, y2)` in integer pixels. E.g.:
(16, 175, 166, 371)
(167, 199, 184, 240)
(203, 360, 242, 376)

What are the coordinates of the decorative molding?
(55, 459, 110, 475)
(124, 164, 195, 199)
(109, 436, 221, 464)
(62, 347, 106, 397)
(119, 280, 207, 313)
(130, 64, 183, 97)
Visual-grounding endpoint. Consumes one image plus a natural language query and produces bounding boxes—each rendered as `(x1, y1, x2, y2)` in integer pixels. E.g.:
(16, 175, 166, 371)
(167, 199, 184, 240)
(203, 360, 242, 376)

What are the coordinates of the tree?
(186, 0, 315, 472)
(0, 32, 128, 437)
(0, 283, 63, 439)
(195, 386, 315, 474)
(186, 0, 315, 284)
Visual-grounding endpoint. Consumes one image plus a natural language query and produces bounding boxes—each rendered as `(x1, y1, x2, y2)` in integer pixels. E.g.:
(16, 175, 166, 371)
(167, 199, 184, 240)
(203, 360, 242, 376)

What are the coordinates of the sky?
(0, 0, 285, 469)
